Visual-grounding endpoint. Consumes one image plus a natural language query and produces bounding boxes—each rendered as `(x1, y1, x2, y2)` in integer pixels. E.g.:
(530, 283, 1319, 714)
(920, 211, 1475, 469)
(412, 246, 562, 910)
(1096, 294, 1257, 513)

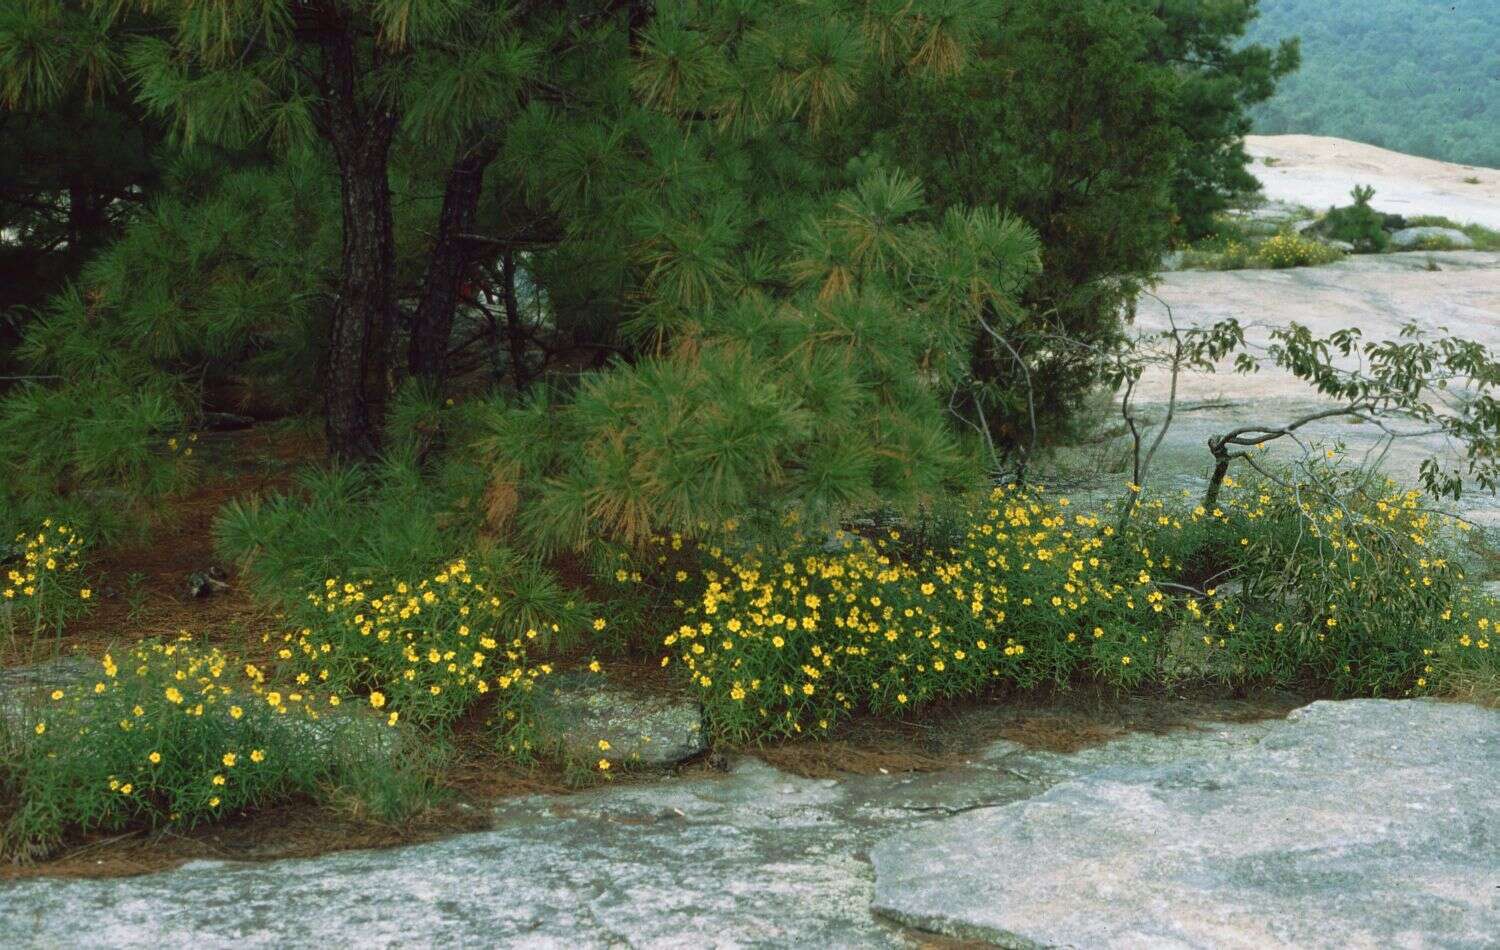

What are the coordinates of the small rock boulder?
(1236, 200, 1304, 223)
(1239, 218, 1283, 237)
(186, 566, 229, 599)
(0, 656, 97, 730)
(533, 673, 705, 768)
(1391, 226, 1475, 250)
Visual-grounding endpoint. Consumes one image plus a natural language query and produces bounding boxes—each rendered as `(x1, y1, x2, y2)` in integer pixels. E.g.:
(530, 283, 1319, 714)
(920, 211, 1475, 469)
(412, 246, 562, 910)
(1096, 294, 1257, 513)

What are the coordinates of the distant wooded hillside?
(1248, 0, 1500, 168)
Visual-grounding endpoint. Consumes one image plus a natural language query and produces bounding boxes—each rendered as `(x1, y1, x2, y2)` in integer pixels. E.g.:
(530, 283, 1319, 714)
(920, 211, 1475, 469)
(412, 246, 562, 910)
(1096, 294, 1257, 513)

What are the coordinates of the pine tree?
(3, 1, 1295, 555)
(0, 153, 338, 535)
(855, 0, 1184, 453)
(5, 0, 552, 458)
(1145, 0, 1300, 238)
(471, 1, 1045, 549)
(0, 2, 164, 351)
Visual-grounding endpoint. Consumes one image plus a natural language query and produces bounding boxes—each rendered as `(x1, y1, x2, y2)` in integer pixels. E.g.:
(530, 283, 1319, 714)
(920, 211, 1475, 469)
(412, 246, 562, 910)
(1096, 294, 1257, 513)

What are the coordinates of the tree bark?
(408, 137, 501, 385)
(321, 32, 398, 461)
(66, 183, 107, 252)
(500, 250, 530, 390)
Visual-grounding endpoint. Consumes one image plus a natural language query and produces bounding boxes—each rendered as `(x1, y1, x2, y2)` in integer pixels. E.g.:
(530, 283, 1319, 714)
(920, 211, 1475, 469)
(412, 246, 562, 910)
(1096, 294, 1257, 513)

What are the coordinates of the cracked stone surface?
(5, 702, 1490, 947)
(0, 656, 97, 730)
(871, 699, 1500, 949)
(1392, 226, 1475, 249)
(2, 709, 1289, 948)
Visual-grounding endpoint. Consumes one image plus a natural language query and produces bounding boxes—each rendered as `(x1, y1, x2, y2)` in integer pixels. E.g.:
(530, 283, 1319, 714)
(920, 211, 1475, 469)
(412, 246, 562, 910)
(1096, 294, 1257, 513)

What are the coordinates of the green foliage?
(4, 0, 1319, 678)
(214, 390, 506, 600)
(1245, 322, 1500, 502)
(1147, 465, 1476, 697)
(488, 215, 1039, 552)
(281, 559, 570, 739)
(866, 0, 1183, 447)
(0, 3, 170, 355)
(1, 519, 93, 654)
(2, 0, 1494, 861)
(0, 638, 362, 861)
(1184, 192, 1498, 273)
(1319, 185, 1390, 252)
(215, 400, 589, 742)
(1147, 0, 1300, 239)
(1, 0, 1297, 555)
(215, 460, 461, 605)
(324, 736, 450, 825)
(0, 376, 191, 536)
(1178, 223, 1341, 272)
(1180, 239, 1256, 271)
(480, 38, 1046, 552)
(661, 474, 1495, 742)
(0, 153, 337, 536)
(1249, 0, 1500, 169)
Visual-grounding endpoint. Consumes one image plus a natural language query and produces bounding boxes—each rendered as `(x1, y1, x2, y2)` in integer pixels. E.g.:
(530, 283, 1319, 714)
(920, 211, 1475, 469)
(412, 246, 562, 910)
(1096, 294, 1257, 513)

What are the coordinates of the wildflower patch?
(1, 637, 359, 860)
(662, 477, 1497, 740)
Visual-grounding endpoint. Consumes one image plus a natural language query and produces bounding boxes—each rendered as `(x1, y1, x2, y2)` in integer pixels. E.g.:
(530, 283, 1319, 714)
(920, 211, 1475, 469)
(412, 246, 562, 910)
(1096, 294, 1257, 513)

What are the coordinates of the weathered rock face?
(1391, 225, 1476, 249)
(0, 760, 891, 948)
(0, 704, 1290, 948)
(8, 700, 1494, 947)
(871, 699, 1500, 949)
(1246, 134, 1500, 231)
(533, 673, 707, 768)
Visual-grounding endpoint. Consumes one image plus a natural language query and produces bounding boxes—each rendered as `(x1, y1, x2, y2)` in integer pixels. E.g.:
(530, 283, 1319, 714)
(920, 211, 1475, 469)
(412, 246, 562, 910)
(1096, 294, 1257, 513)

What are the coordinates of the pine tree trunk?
(66, 183, 105, 252)
(501, 251, 530, 390)
(408, 139, 500, 385)
(322, 34, 398, 461)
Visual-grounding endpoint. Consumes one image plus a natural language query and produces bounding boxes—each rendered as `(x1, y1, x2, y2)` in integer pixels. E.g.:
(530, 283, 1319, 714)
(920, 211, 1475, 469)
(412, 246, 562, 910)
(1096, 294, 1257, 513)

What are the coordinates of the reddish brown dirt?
(2, 425, 317, 668)
(756, 688, 1303, 779)
(0, 800, 495, 881)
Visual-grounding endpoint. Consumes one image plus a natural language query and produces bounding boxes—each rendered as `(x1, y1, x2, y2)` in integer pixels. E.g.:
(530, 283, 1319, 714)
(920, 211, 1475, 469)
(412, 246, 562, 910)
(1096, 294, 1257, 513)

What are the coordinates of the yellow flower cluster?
(1450, 609, 1494, 654)
(1254, 232, 1343, 269)
(283, 560, 556, 735)
(3, 519, 90, 611)
(165, 433, 198, 457)
(1203, 239, 1251, 270)
(60, 635, 326, 731)
(665, 485, 1178, 739)
(18, 635, 319, 836)
(661, 475, 1493, 739)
